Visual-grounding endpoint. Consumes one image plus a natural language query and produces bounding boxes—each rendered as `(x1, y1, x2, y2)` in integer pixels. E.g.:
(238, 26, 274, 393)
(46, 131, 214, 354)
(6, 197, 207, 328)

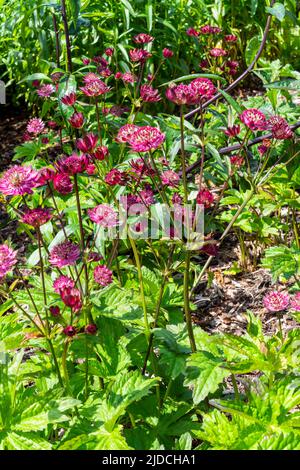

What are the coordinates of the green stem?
(184, 251, 196, 352)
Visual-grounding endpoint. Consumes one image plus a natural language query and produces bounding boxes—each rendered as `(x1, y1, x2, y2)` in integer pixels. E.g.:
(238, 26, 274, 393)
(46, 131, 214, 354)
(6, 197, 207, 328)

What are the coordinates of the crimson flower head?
(53, 275, 75, 294)
(166, 83, 196, 105)
(94, 264, 113, 286)
(76, 133, 98, 153)
(36, 167, 55, 187)
(61, 287, 82, 312)
(105, 47, 114, 56)
(88, 204, 118, 227)
(224, 124, 240, 138)
(0, 165, 38, 196)
(85, 324, 98, 335)
(61, 92, 77, 106)
(186, 27, 199, 37)
(69, 112, 84, 128)
(56, 154, 89, 175)
(268, 115, 293, 140)
(105, 169, 126, 186)
(161, 170, 180, 187)
(121, 72, 137, 84)
(0, 244, 17, 280)
(93, 145, 109, 161)
(27, 118, 45, 135)
(290, 292, 300, 312)
(263, 291, 290, 312)
(240, 108, 267, 131)
(133, 33, 154, 44)
(22, 208, 52, 228)
(80, 80, 110, 97)
(128, 126, 165, 152)
(32, 80, 40, 88)
(196, 189, 214, 209)
(116, 124, 139, 144)
(49, 240, 80, 268)
(115, 72, 122, 79)
(93, 56, 108, 66)
(129, 49, 152, 63)
(190, 77, 216, 100)
(230, 155, 244, 167)
(225, 34, 238, 42)
(63, 325, 77, 337)
(82, 57, 91, 65)
(163, 48, 174, 58)
(37, 84, 55, 98)
(200, 25, 222, 34)
(53, 173, 73, 194)
(140, 84, 161, 102)
(201, 240, 218, 257)
(210, 48, 227, 57)
(50, 306, 60, 317)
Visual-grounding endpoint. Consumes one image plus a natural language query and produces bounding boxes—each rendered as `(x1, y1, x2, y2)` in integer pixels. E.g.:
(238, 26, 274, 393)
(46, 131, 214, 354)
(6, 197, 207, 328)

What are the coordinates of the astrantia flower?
(166, 83, 196, 105)
(200, 25, 222, 34)
(80, 80, 110, 97)
(172, 193, 183, 205)
(161, 170, 180, 187)
(190, 77, 216, 100)
(53, 173, 73, 194)
(225, 34, 238, 42)
(76, 133, 98, 153)
(49, 241, 80, 268)
(121, 72, 137, 84)
(56, 154, 89, 175)
(133, 33, 154, 44)
(85, 324, 98, 335)
(50, 306, 60, 317)
(88, 204, 118, 227)
(105, 169, 126, 186)
(224, 124, 240, 138)
(36, 167, 55, 187)
(22, 208, 52, 228)
(116, 124, 139, 144)
(139, 188, 155, 206)
(63, 325, 77, 337)
(94, 264, 113, 286)
(230, 154, 244, 167)
(83, 72, 102, 84)
(163, 48, 173, 58)
(82, 57, 91, 65)
(263, 291, 290, 312)
(0, 244, 17, 280)
(53, 275, 75, 294)
(0, 165, 38, 196)
(93, 145, 109, 161)
(186, 27, 199, 37)
(27, 118, 45, 135)
(128, 126, 165, 152)
(290, 292, 300, 312)
(61, 92, 77, 106)
(140, 84, 161, 102)
(209, 48, 227, 57)
(240, 108, 267, 131)
(37, 84, 55, 98)
(105, 47, 114, 56)
(129, 49, 151, 63)
(268, 115, 293, 140)
(51, 72, 63, 83)
(196, 189, 214, 209)
(60, 287, 82, 312)
(69, 112, 84, 128)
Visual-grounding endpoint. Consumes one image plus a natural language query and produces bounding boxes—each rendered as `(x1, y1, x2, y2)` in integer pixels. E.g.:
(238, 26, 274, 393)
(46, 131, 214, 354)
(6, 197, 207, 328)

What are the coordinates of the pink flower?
(105, 169, 126, 186)
(93, 145, 109, 161)
(290, 292, 300, 312)
(133, 33, 154, 44)
(61, 92, 77, 106)
(0, 165, 38, 196)
(22, 208, 52, 228)
(56, 154, 89, 175)
(240, 108, 267, 131)
(128, 126, 165, 152)
(36, 167, 55, 187)
(225, 124, 240, 138)
(186, 28, 199, 37)
(88, 204, 118, 227)
(76, 133, 98, 153)
(37, 84, 55, 98)
(116, 124, 139, 144)
(129, 49, 151, 63)
(69, 112, 84, 128)
(140, 84, 161, 102)
(80, 80, 110, 97)
(48, 120, 58, 129)
(263, 291, 290, 312)
(60, 287, 82, 312)
(190, 77, 216, 100)
(86, 164, 96, 175)
(161, 170, 180, 187)
(268, 115, 293, 140)
(230, 155, 244, 167)
(82, 57, 91, 65)
(200, 25, 222, 34)
(83, 72, 102, 83)
(50, 306, 60, 317)
(166, 83, 196, 105)
(49, 241, 80, 268)
(139, 188, 155, 205)
(121, 72, 137, 84)
(0, 244, 17, 280)
(209, 48, 227, 57)
(53, 173, 73, 194)
(196, 189, 214, 209)
(27, 118, 45, 135)
(172, 193, 183, 204)
(163, 48, 173, 58)
(225, 34, 238, 42)
(53, 275, 75, 294)
(63, 325, 77, 337)
(85, 324, 97, 335)
(105, 47, 114, 56)
(94, 264, 113, 286)
(93, 56, 108, 66)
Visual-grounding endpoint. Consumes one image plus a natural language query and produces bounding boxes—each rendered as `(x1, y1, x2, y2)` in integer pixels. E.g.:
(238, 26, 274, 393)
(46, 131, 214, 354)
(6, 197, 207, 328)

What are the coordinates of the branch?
(184, 0, 275, 120)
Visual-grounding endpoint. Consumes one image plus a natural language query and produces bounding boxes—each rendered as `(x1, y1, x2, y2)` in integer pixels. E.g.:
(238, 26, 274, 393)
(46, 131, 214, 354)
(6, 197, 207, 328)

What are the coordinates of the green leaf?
(19, 73, 51, 83)
(5, 432, 52, 450)
(266, 3, 285, 21)
(160, 73, 226, 87)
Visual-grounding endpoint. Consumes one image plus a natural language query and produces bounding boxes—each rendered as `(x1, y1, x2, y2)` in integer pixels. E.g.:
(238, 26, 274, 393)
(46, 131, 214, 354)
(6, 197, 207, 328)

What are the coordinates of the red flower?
(225, 34, 237, 42)
(61, 92, 77, 106)
(37, 84, 55, 98)
(129, 49, 151, 63)
(63, 325, 77, 337)
(69, 112, 84, 128)
(56, 154, 89, 175)
(200, 25, 222, 34)
(53, 275, 75, 293)
(268, 115, 293, 140)
(49, 241, 80, 268)
(80, 80, 110, 97)
(186, 28, 199, 37)
(163, 48, 174, 58)
(105, 47, 114, 56)
(85, 324, 98, 335)
(133, 33, 154, 44)
(240, 108, 267, 131)
(196, 189, 214, 209)
(88, 204, 118, 227)
(105, 169, 126, 186)
(93, 145, 109, 161)
(116, 124, 139, 144)
(209, 48, 227, 57)
(36, 167, 55, 187)
(230, 155, 244, 167)
(53, 173, 73, 194)
(60, 287, 82, 312)
(128, 126, 165, 152)
(161, 170, 180, 187)
(22, 208, 52, 228)
(224, 124, 240, 138)
(290, 292, 300, 312)
(140, 84, 161, 102)
(190, 77, 216, 100)
(76, 133, 98, 153)
(50, 306, 60, 317)
(166, 83, 196, 105)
